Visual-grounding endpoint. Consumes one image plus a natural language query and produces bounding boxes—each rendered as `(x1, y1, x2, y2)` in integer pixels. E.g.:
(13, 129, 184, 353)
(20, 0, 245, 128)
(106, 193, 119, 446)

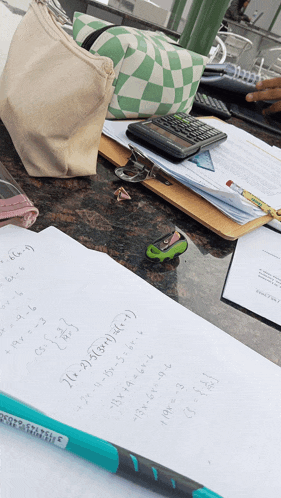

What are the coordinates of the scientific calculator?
(126, 112, 227, 162)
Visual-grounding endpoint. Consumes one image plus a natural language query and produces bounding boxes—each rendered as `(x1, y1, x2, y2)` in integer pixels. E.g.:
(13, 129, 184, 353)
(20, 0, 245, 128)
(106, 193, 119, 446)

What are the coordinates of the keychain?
(146, 231, 188, 263)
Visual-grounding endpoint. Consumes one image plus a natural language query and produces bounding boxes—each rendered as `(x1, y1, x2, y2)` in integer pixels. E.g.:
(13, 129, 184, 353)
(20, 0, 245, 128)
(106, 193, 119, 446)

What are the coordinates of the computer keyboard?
(193, 84, 281, 135)
(193, 87, 232, 120)
(230, 102, 281, 136)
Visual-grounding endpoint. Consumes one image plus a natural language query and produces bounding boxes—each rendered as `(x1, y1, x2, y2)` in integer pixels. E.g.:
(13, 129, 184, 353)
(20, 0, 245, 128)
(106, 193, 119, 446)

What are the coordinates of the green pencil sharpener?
(146, 231, 188, 263)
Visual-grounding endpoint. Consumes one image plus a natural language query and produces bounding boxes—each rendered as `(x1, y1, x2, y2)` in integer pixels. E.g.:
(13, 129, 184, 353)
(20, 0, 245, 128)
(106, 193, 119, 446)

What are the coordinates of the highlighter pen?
(226, 180, 281, 221)
(0, 392, 223, 498)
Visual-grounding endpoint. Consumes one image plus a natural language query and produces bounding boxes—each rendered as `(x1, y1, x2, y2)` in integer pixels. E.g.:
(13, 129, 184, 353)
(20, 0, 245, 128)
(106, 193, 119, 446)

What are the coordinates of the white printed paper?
(223, 226, 281, 325)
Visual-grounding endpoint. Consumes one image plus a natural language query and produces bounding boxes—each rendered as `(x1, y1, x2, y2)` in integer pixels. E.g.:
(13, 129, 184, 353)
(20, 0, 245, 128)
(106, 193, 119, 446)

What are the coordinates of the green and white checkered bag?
(73, 13, 208, 120)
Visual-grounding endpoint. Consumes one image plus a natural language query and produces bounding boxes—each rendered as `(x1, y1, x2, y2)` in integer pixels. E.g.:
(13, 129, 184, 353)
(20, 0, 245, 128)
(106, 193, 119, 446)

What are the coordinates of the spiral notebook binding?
(201, 63, 262, 94)
(230, 64, 262, 85)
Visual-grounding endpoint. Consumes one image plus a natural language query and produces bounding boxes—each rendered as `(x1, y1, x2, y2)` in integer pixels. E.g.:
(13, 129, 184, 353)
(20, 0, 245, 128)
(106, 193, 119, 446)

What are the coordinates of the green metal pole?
(167, 0, 177, 29)
(268, 3, 281, 32)
(177, 0, 205, 44)
(167, 0, 188, 32)
(179, 0, 230, 55)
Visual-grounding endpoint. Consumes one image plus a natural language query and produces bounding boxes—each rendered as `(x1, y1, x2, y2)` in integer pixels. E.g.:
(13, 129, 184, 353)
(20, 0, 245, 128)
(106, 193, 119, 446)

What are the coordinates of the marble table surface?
(1, 115, 281, 367)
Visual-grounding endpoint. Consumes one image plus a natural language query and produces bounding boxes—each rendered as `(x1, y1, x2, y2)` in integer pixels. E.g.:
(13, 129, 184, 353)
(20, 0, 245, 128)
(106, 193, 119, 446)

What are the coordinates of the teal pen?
(0, 392, 223, 498)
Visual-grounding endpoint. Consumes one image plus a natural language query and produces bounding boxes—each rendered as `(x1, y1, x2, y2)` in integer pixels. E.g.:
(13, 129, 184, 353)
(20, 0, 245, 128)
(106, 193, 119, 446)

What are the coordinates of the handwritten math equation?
(110, 354, 156, 411)
(75, 351, 152, 413)
(1, 290, 39, 340)
(0, 284, 43, 351)
(133, 372, 219, 426)
(60, 310, 139, 389)
(162, 373, 219, 427)
(34, 318, 79, 355)
(132, 363, 172, 422)
(1, 243, 38, 348)
(0, 244, 34, 291)
(0, 244, 34, 266)
(1, 258, 80, 359)
(3, 314, 79, 357)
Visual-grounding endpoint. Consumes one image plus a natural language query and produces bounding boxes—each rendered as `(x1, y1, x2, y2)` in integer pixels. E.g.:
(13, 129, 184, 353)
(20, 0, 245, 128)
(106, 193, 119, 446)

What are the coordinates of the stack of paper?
(103, 119, 281, 226)
(1, 224, 281, 497)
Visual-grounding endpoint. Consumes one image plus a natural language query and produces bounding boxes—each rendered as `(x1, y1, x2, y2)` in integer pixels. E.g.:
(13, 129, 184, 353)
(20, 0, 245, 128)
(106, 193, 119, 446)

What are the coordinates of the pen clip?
(114, 145, 172, 185)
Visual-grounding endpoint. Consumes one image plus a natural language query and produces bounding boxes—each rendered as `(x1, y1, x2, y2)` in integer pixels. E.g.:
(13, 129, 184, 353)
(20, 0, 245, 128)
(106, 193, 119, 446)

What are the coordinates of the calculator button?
(149, 112, 227, 152)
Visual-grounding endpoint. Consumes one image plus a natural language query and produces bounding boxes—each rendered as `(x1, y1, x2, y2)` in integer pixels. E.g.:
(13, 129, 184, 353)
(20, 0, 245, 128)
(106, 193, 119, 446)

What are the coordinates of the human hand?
(246, 78, 281, 115)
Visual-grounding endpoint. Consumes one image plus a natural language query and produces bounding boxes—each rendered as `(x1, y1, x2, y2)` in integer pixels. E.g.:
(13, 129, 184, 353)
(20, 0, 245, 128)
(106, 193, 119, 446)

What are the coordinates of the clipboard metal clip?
(114, 145, 172, 186)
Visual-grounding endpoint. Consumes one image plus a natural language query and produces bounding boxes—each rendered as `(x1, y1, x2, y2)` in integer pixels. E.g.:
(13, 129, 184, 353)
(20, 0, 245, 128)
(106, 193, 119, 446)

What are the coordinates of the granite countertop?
(1, 116, 281, 366)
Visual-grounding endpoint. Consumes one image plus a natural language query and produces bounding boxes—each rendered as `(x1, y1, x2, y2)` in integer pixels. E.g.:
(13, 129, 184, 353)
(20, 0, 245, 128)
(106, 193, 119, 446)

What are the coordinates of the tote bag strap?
(36, 0, 72, 25)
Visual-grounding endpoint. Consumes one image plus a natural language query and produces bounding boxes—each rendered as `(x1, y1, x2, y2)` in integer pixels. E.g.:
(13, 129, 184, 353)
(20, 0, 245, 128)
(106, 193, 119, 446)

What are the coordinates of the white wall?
(244, 0, 281, 33)
(152, 0, 174, 10)
(152, 0, 193, 19)
(149, 0, 194, 32)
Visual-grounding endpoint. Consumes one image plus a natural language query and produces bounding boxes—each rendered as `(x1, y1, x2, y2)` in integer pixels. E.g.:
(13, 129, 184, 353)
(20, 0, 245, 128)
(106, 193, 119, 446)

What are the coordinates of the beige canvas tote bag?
(0, 0, 115, 178)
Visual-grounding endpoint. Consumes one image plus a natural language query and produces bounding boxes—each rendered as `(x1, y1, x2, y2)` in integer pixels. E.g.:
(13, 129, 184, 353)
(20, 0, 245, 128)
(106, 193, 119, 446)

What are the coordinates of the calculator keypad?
(153, 113, 223, 144)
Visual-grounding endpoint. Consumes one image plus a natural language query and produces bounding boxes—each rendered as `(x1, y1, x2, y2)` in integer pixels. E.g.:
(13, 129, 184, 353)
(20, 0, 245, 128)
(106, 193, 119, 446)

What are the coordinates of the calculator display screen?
(144, 122, 192, 148)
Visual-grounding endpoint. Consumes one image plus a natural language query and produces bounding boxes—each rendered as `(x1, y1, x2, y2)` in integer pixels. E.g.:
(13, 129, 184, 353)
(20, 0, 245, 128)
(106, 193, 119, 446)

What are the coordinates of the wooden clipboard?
(99, 134, 271, 241)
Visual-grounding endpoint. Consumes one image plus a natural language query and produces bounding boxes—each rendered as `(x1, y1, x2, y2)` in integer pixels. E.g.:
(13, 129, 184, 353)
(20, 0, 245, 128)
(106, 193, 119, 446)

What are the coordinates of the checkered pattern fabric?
(73, 13, 208, 119)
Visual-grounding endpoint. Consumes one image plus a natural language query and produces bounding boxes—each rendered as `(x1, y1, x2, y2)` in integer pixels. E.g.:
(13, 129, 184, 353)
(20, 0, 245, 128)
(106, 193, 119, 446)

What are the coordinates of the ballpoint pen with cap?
(0, 391, 223, 498)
